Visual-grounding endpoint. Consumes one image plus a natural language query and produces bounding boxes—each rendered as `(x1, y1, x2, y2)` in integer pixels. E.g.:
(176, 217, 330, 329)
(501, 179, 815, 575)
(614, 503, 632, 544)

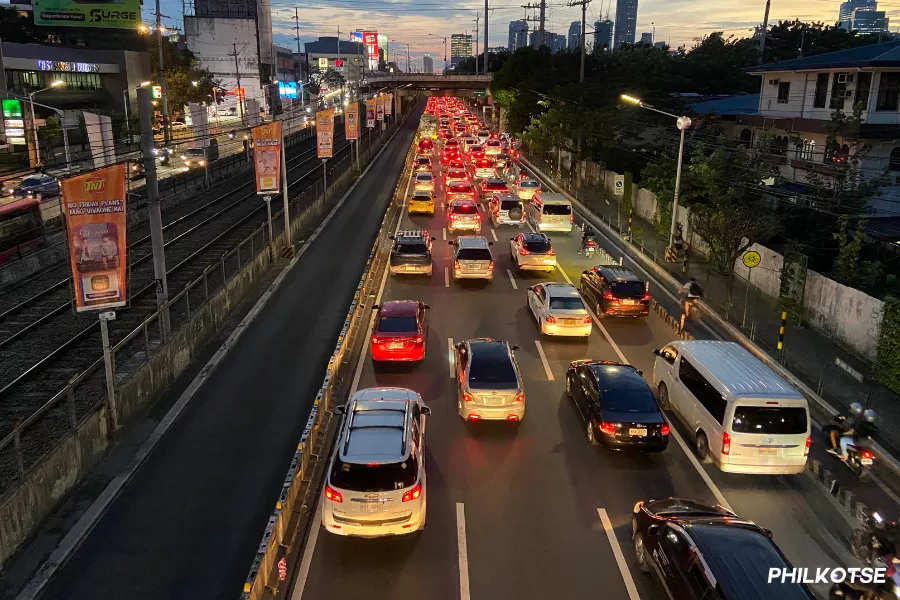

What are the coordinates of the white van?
(652, 340, 810, 475)
(527, 191, 573, 232)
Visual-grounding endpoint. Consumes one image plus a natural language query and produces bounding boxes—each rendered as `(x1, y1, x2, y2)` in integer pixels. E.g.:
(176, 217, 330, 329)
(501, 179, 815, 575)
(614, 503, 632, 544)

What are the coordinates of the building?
(550, 33, 567, 53)
(423, 54, 434, 74)
(640, 32, 653, 45)
(529, 30, 552, 48)
(451, 34, 472, 66)
(191, 0, 274, 82)
(508, 20, 528, 52)
(653, 41, 667, 49)
(613, 0, 638, 49)
(304, 37, 366, 89)
(850, 9, 890, 34)
(839, 0, 877, 27)
(594, 19, 614, 52)
(568, 21, 581, 50)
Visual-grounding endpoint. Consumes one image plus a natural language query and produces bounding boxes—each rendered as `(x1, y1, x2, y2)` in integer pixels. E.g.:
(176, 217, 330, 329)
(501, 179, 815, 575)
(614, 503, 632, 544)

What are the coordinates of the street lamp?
(391, 40, 411, 73)
(28, 80, 64, 168)
(123, 80, 151, 141)
(428, 33, 449, 73)
(620, 93, 692, 251)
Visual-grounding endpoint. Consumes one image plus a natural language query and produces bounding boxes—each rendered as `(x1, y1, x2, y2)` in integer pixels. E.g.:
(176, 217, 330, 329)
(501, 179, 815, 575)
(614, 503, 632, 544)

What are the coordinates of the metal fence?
(0, 112, 406, 498)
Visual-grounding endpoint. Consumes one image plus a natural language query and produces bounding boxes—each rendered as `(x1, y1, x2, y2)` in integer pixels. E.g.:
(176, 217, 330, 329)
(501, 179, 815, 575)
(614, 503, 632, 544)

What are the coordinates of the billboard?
(2, 99, 25, 145)
(252, 121, 282, 195)
(34, 0, 141, 28)
(349, 31, 363, 43)
(384, 93, 393, 116)
(316, 108, 335, 159)
(376, 96, 384, 121)
(362, 31, 378, 69)
(278, 81, 298, 98)
(62, 165, 128, 311)
(365, 98, 376, 128)
(345, 102, 359, 140)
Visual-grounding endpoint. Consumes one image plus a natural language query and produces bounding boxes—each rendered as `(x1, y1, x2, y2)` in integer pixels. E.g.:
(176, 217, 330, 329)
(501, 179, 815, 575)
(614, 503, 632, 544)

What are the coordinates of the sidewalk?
(525, 153, 900, 458)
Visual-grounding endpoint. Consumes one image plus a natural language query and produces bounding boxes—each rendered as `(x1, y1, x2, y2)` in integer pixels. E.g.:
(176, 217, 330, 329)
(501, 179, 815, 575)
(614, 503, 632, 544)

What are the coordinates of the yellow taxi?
(408, 190, 435, 215)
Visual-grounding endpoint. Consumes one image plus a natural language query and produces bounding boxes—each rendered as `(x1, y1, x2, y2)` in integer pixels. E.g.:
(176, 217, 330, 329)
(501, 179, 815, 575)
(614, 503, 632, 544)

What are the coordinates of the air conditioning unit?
(838, 73, 848, 83)
(769, 79, 780, 86)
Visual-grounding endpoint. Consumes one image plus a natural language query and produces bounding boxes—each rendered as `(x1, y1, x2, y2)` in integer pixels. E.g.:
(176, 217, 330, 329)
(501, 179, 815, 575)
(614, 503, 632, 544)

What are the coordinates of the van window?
(731, 406, 807, 435)
(330, 456, 419, 492)
(542, 204, 571, 216)
(679, 358, 726, 424)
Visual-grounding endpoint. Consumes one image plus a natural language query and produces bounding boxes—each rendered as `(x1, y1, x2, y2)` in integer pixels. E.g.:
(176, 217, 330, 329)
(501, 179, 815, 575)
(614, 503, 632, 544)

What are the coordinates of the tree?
(37, 116, 61, 143)
(307, 66, 345, 97)
(147, 39, 218, 117)
(832, 215, 883, 289)
(762, 20, 886, 64)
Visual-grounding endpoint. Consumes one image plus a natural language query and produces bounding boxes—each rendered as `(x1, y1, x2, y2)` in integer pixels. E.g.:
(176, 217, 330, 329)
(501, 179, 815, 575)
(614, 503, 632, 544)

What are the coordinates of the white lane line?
(291, 503, 322, 600)
(534, 340, 555, 381)
(457, 502, 471, 600)
(443, 227, 447, 240)
(596, 508, 642, 600)
(558, 265, 628, 364)
(506, 268, 518, 290)
(490, 229, 498, 242)
(449, 337, 456, 379)
(445, 266, 450, 288)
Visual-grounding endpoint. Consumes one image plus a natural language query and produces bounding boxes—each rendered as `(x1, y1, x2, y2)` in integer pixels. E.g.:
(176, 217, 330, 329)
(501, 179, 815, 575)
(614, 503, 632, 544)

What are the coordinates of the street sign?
(99, 311, 116, 321)
(742, 250, 761, 269)
(613, 174, 624, 196)
(151, 85, 162, 99)
(319, 57, 328, 68)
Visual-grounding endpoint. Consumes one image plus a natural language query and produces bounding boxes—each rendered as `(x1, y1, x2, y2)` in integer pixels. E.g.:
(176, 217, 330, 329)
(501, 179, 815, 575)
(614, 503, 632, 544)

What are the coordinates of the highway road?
(28, 107, 421, 600)
(292, 142, 867, 600)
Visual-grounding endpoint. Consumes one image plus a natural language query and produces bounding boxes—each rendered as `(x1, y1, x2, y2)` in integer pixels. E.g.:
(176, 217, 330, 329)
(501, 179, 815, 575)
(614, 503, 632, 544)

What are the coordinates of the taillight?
(454, 260, 461, 270)
(402, 482, 422, 502)
(324, 485, 343, 503)
(545, 315, 556, 323)
(475, 214, 481, 220)
(415, 336, 424, 344)
(519, 248, 530, 255)
(569, 213, 574, 223)
(514, 392, 525, 403)
(463, 392, 473, 403)
(805, 436, 811, 457)
(642, 292, 651, 301)
(599, 421, 617, 435)
(583, 316, 592, 324)
(863, 450, 874, 459)
(371, 336, 382, 345)
(586, 241, 596, 247)
(488, 260, 494, 270)
(722, 432, 731, 455)
(603, 290, 614, 300)
(547, 249, 556, 256)
(660, 424, 670, 436)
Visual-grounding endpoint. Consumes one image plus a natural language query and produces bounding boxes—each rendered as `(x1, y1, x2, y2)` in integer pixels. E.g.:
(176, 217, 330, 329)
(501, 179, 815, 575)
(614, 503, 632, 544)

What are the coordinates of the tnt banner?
(365, 98, 376, 128)
(252, 121, 282, 195)
(345, 102, 359, 140)
(376, 96, 385, 121)
(384, 93, 393, 116)
(62, 165, 128, 311)
(316, 108, 335, 159)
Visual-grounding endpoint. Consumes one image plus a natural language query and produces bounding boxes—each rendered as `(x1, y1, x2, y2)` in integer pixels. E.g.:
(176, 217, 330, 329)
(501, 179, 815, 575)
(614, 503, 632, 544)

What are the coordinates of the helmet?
(864, 409, 877, 424)
(849, 402, 864, 416)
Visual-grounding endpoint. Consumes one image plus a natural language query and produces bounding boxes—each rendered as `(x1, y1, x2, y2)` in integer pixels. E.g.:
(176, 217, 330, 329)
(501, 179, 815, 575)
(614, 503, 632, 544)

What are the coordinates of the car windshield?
(524, 239, 551, 253)
(395, 241, 428, 255)
(549, 297, 585, 310)
(610, 281, 645, 297)
(452, 203, 478, 214)
(469, 353, 518, 389)
(185, 149, 204, 157)
(543, 204, 571, 215)
(330, 456, 418, 492)
(520, 180, 539, 189)
(731, 406, 808, 435)
(487, 140, 501, 146)
(377, 315, 418, 333)
(602, 384, 660, 414)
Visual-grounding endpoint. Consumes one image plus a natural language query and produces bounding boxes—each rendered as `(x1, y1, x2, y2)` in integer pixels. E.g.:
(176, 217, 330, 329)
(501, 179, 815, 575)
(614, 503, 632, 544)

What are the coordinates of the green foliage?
(307, 66, 345, 97)
(776, 244, 808, 317)
(148, 39, 218, 116)
(763, 20, 888, 64)
(832, 215, 884, 289)
(37, 116, 61, 142)
(875, 297, 900, 394)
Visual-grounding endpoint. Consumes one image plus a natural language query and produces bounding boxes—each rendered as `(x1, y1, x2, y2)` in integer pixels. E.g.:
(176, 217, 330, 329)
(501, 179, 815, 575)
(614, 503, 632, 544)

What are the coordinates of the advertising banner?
(252, 121, 282, 195)
(34, 0, 141, 28)
(62, 165, 128, 311)
(316, 108, 335, 159)
(384, 93, 393, 116)
(362, 32, 378, 60)
(365, 98, 376, 128)
(345, 102, 359, 140)
(376, 96, 384, 121)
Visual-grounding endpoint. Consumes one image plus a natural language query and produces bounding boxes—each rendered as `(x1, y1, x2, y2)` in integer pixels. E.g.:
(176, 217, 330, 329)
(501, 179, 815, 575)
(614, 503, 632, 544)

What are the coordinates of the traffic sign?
(613, 174, 624, 196)
(151, 85, 162, 99)
(742, 250, 761, 269)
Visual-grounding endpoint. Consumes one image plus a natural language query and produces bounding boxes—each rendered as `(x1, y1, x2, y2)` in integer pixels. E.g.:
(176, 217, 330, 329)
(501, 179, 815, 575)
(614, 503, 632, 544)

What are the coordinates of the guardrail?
(238, 125, 418, 600)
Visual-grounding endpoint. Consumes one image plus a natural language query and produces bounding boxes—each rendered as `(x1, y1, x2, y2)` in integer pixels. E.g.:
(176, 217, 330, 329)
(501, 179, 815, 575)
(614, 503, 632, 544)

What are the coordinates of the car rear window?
(524, 239, 551, 253)
(731, 406, 808, 435)
(610, 281, 645, 297)
(416, 173, 433, 181)
(601, 383, 660, 414)
(416, 158, 430, 164)
(542, 204, 571, 215)
(377, 315, 418, 333)
(330, 456, 418, 492)
(487, 140, 501, 146)
(469, 353, 518, 389)
(500, 199, 522, 210)
(449, 171, 466, 178)
(452, 203, 478, 214)
(520, 180, 539, 189)
(485, 184, 507, 192)
(395, 241, 428, 255)
(450, 183, 473, 193)
(549, 297, 585, 310)
(456, 247, 492, 261)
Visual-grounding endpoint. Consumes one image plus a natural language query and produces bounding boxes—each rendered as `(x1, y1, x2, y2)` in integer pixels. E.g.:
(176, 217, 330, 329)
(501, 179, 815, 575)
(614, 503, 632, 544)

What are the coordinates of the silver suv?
(322, 388, 431, 537)
(449, 235, 494, 281)
(454, 339, 525, 423)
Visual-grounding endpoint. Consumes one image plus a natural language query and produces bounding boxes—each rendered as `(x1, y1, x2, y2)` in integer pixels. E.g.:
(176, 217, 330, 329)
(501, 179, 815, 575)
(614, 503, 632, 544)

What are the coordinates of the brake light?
(415, 336, 423, 344)
(519, 247, 530, 255)
(371, 336, 381, 345)
(324, 485, 343, 503)
(475, 214, 481, 220)
(805, 436, 811, 457)
(586, 241, 596, 247)
(863, 450, 874, 459)
(506, 415, 519, 421)
(722, 432, 731, 455)
(454, 260, 461, 270)
(603, 290, 614, 300)
(545, 315, 556, 323)
(569, 213, 574, 223)
(583, 316, 593, 324)
(642, 292, 651, 301)
(467, 414, 480, 421)
(488, 260, 494, 270)
(402, 482, 422, 502)
(599, 421, 617, 435)
(661, 424, 670, 436)
(463, 392, 473, 403)
(514, 392, 524, 403)
(547, 249, 556, 256)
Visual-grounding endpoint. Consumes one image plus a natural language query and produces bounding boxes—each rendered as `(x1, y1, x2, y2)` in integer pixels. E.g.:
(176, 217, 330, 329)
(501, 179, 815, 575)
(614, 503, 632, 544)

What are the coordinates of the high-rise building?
(850, 8, 890, 33)
(508, 20, 528, 52)
(639, 32, 653, 45)
(529, 30, 552, 48)
(423, 54, 434, 74)
(568, 21, 582, 50)
(613, 0, 638, 49)
(550, 33, 567, 53)
(488, 46, 508, 53)
(593, 19, 614, 52)
(839, 0, 877, 28)
(450, 33, 472, 65)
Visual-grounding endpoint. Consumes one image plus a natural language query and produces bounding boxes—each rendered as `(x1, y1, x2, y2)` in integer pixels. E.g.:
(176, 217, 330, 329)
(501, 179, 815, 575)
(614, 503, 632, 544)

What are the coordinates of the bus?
(0, 197, 43, 266)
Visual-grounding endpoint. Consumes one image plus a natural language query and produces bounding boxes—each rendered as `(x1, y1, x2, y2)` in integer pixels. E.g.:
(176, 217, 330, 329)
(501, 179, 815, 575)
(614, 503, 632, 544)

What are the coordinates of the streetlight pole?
(620, 94, 691, 249)
(391, 40, 411, 72)
(155, 0, 171, 146)
(123, 81, 151, 143)
(28, 80, 64, 168)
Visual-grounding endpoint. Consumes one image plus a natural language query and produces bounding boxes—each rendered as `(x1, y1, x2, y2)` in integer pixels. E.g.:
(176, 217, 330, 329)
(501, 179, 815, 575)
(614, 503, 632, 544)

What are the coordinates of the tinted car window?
(500, 199, 522, 210)
(469, 355, 518, 389)
(610, 281, 645, 297)
(679, 358, 726, 423)
(330, 456, 418, 492)
(395, 241, 428, 255)
(450, 183, 473, 193)
(378, 316, 418, 332)
(416, 174, 433, 181)
(484, 182, 507, 191)
(452, 203, 478, 214)
(523, 239, 550, 253)
(520, 181, 539, 189)
(731, 406, 807, 434)
(542, 204, 571, 215)
(601, 384, 660, 413)
(549, 297, 585, 310)
(456, 247, 492, 260)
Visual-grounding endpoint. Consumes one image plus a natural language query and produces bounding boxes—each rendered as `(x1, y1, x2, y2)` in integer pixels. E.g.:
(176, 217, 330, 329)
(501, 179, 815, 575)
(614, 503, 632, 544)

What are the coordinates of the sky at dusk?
(150, 0, 900, 70)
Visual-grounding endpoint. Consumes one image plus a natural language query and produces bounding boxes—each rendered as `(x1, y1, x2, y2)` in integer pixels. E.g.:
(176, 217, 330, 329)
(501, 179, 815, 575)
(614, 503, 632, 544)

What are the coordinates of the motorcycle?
(582, 237, 597, 258)
(830, 551, 900, 599)
(850, 513, 900, 565)
(822, 415, 877, 480)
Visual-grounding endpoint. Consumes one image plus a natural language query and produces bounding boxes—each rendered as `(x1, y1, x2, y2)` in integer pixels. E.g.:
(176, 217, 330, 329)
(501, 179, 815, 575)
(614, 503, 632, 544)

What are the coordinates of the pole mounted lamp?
(29, 79, 64, 168)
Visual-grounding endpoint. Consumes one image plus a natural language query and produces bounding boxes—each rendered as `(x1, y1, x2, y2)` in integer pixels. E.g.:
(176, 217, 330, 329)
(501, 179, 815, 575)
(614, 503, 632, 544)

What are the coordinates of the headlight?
(199, 161, 206, 166)
(181, 155, 186, 159)
(184, 161, 190, 166)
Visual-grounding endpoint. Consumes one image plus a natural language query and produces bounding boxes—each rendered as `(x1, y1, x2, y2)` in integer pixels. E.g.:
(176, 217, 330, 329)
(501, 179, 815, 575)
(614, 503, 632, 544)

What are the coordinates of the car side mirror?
(431, 236, 436, 241)
(653, 349, 661, 356)
(424, 304, 431, 309)
(582, 270, 589, 275)
(447, 241, 454, 245)
(511, 345, 520, 351)
(334, 405, 346, 415)
(637, 370, 643, 376)
(422, 406, 432, 416)
(510, 237, 515, 241)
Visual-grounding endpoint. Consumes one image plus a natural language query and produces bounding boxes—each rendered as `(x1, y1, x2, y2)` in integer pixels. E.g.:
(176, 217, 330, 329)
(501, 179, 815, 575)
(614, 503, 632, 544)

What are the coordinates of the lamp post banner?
(252, 120, 282, 195)
(376, 96, 385, 121)
(316, 107, 335, 158)
(345, 101, 359, 140)
(365, 98, 376, 128)
(384, 93, 393, 116)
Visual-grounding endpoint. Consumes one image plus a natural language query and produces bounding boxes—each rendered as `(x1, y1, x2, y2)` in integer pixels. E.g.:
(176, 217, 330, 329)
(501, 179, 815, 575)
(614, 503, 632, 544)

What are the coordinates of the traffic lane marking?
(449, 337, 455, 379)
(490, 229, 498, 242)
(445, 266, 450, 288)
(457, 503, 471, 600)
(506, 268, 518, 290)
(534, 340, 555, 381)
(597, 508, 642, 600)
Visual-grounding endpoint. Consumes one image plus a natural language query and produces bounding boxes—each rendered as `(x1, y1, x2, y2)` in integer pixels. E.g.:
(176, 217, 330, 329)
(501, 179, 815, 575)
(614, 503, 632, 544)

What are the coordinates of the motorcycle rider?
(828, 402, 864, 458)
(581, 224, 597, 254)
(673, 224, 686, 253)
(679, 277, 704, 315)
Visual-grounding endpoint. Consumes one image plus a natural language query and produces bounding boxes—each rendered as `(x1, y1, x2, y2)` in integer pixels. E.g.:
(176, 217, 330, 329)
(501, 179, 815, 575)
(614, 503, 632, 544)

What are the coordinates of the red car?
(370, 300, 430, 362)
(417, 138, 434, 153)
(441, 148, 460, 165)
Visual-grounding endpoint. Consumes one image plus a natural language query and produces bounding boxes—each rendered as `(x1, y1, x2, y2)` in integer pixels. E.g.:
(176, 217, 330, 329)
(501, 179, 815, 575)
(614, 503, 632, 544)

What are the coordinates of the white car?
(414, 172, 435, 192)
(510, 232, 556, 271)
(516, 179, 541, 200)
(526, 283, 592, 337)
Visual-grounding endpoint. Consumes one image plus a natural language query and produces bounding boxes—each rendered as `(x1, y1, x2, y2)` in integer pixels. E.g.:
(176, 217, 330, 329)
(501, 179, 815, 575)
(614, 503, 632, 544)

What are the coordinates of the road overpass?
(363, 73, 492, 96)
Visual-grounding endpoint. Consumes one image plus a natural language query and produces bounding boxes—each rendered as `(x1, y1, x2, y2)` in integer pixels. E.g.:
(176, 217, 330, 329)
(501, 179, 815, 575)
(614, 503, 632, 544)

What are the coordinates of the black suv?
(566, 360, 668, 451)
(390, 229, 435, 276)
(580, 265, 649, 318)
(632, 498, 815, 600)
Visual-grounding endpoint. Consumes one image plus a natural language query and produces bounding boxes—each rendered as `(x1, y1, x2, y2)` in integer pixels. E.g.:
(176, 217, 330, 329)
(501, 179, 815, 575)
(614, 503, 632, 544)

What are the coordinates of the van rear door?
(728, 400, 809, 461)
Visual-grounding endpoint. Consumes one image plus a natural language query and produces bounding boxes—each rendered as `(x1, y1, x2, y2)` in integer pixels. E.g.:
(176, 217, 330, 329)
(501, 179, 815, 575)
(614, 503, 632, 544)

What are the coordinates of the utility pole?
(522, 3, 542, 47)
(155, 0, 171, 146)
(231, 43, 245, 124)
(758, 0, 770, 64)
(484, 0, 489, 75)
(538, 0, 546, 48)
(137, 87, 170, 337)
(568, 0, 590, 82)
(294, 8, 301, 55)
(473, 14, 480, 75)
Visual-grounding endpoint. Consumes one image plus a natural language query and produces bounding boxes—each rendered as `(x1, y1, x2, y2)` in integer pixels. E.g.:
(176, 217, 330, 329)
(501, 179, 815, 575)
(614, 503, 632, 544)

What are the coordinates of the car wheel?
(634, 533, 651, 573)
(657, 383, 670, 411)
(695, 431, 710, 462)
(587, 420, 598, 446)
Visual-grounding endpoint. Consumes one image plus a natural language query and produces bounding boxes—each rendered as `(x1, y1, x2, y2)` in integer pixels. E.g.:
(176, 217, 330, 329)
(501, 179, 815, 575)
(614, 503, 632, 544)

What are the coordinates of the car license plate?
(465, 264, 479, 271)
(621, 299, 635, 305)
(406, 266, 417, 271)
(759, 447, 777, 456)
(562, 319, 576, 325)
(861, 457, 874, 465)
(389, 342, 403, 349)
(629, 428, 647, 437)
(360, 502, 382, 511)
